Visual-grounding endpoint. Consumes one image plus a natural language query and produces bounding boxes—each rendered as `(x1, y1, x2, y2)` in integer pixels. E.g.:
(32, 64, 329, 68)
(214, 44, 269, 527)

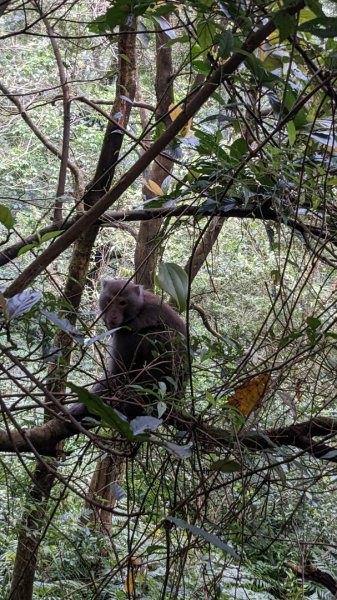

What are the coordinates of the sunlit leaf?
(144, 179, 164, 196)
(166, 517, 240, 559)
(228, 373, 270, 417)
(151, 15, 176, 39)
(110, 483, 126, 501)
(7, 289, 42, 320)
(130, 416, 163, 435)
(162, 441, 193, 459)
(287, 120, 296, 146)
(168, 103, 192, 136)
(0, 205, 14, 229)
(42, 309, 84, 345)
(124, 570, 135, 594)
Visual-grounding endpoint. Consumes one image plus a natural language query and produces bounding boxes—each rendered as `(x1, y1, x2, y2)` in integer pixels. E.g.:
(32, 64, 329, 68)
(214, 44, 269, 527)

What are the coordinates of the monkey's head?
(99, 279, 144, 329)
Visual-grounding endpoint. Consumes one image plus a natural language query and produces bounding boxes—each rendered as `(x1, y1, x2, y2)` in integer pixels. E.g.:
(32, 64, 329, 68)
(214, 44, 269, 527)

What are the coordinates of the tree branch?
(1, 204, 328, 268)
(286, 561, 337, 595)
(1, 414, 337, 462)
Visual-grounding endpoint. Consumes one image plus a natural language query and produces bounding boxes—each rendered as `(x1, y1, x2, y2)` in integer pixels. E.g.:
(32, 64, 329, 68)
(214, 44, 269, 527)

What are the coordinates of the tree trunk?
(134, 24, 174, 289)
(10, 463, 55, 600)
(10, 22, 137, 600)
(84, 456, 126, 534)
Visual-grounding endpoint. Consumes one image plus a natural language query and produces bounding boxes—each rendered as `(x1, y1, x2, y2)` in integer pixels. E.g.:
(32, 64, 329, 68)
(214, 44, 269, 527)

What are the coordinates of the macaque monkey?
(73, 279, 187, 421)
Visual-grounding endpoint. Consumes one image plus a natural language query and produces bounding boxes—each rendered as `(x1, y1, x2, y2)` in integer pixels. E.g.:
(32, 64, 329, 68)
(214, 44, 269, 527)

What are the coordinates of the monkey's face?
(99, 279, 144, 329)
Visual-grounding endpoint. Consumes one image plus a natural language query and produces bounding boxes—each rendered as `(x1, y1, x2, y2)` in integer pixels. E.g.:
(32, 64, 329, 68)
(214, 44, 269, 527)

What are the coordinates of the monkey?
(72, 279, 187, 421)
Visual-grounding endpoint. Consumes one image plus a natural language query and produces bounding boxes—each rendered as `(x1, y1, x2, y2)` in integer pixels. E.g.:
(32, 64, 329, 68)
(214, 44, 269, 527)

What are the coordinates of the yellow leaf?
(169, 102, 183, 122)
(124, 570, 135, 594)
(180, 118, 192, 137)
(268, 31, 280, 45)
(168, 103, 192, 136)
(228, 373, 270, 417)
(144, 179, 164, 196)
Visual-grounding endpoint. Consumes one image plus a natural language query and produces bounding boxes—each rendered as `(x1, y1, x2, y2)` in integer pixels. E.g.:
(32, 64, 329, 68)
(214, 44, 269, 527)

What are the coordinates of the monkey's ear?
(102, 279, 111, 288)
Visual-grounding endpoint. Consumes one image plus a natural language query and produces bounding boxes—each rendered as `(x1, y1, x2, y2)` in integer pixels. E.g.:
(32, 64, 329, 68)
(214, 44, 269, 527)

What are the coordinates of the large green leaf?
(0, 205, 14, 229)
(68, 383, 134, 440)
(157, 262, 188, 312)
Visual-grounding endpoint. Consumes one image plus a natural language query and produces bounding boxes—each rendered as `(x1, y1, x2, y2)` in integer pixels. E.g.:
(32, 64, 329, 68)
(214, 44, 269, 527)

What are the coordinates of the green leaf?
(0, 205, 14, 229)
(299, 16, 337, 38)
(273, 10, 297, 42)
(263, 54, 283, 72)
(245, 54, 279, 88)
(157, 262, 188, 312)
(166, 517, 240, 559)
(218, 30, 234, 59)
(302, 1, 324, 18)
(210, 459, 242, 473)
(40, 230, 63, 242)
(287, 120, 296, 146)
(306, 316, 321, 330)
(197, 19, 216, 57)
(230, 138, 249, 160)
(68, 383, 134, 440)
(192, 60, 211, 74)
(120, 53, 131, 64)
(278, 331, 301, 349)
(17, 243, 38, 256)
(284, 91, 308, 128)
(17, 230, 63, 256)
(88, 0, 153, 32)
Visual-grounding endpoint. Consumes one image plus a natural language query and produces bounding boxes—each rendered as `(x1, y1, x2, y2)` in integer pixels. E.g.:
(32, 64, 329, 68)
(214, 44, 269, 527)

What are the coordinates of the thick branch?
(0, 204, 327, 268)
(1, 415, 337, 461)
(0, 0, 11, 17)
(286, 561, 337, 595)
